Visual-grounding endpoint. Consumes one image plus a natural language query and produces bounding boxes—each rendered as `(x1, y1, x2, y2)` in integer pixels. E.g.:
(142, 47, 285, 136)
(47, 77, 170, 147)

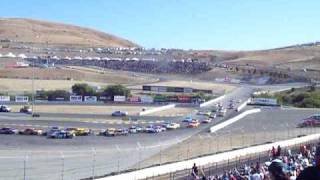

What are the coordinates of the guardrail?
(210, 108, 261, 133)
(138, 104, 176, 116)
(99, 133, 320, 180)
(199, 95, 225, 108)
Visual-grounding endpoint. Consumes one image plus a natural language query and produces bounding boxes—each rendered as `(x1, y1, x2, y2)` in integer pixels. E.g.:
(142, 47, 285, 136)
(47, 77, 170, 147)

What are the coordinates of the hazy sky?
(1, 0, 320, 50)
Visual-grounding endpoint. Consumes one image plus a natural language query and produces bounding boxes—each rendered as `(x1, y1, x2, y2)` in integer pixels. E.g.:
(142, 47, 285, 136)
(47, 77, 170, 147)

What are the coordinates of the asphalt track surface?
(0, 82, 308, 180)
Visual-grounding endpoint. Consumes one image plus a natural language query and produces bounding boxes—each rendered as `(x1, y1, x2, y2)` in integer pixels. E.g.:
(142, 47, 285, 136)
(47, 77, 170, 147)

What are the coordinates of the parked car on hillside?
(111, 111, 128, 117)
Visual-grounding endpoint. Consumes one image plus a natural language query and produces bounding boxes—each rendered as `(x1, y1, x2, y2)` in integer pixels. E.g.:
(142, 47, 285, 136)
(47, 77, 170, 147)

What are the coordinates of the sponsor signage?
(251, 98, 278, 106)
(84, 96, 97, 102)
(140, 96, 153, 103)
(15, 96, 29, 102)
(55, 97, 66, 101)
(183, 88, 193, 93)
(114, 96, 126, 102)
(70, 95, 82, 102)
(129, 96, 140, 102)
(0, 96, 10, 102)
(177, 96, 191, 103)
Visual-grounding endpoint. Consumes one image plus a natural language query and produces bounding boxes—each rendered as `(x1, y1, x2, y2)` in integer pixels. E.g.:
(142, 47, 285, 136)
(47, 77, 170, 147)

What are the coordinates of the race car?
(20, 106, 32, 114)
(0, 127, 18, 134)
(201, 118, 212, 123)
(65, 128, 91, 136)
(19, 128, 43, 135)
(166, 123, 181, 130)
(187, 120, 200, 128)
(47, 130, 74, 139)
(0, 105, 11, 112)
(298, 114, 320, 127)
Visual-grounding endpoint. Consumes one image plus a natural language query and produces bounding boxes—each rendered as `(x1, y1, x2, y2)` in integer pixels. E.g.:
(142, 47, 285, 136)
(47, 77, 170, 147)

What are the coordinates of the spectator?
(268, 159, 289, 180)
(192, 163, 199, 179)
(296, 146, 320, 180)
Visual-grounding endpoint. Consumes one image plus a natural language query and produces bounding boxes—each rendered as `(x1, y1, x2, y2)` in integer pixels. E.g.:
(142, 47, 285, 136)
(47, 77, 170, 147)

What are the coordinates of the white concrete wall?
(138, 104, 176, 116)
(210, 108, 261, 133)
(236, 98, 251, 112)
(200, 95, 225, 108)
(99, 133, 320, 180)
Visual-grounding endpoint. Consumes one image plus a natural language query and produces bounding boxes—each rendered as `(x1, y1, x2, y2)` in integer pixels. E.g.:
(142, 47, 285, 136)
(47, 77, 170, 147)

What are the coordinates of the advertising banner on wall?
(84, 96, 97, 102)
(70, 95, 83, 102)
(0, 96, 10, 102)
(113, 96, 126, 102)
(15, 96, 29, 102)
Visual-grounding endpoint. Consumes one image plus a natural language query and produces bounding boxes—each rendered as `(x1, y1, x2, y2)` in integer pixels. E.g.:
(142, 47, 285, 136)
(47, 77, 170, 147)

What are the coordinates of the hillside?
(0, 18, 138, 48)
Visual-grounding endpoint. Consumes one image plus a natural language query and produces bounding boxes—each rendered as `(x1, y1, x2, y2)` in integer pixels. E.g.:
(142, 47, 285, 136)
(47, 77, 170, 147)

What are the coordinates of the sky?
(1, 0, 320, 50)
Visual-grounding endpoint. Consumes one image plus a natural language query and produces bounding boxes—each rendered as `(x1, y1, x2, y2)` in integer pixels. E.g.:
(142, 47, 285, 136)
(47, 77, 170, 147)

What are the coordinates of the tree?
(102, 85, 130, 100)
(72, 83, 95, 96)
(47, 90, 70, 101)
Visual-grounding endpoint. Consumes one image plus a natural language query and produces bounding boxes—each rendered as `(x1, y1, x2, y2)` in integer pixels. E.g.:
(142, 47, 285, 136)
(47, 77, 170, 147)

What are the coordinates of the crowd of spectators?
(190, 143, 320, 180)
(27, 58, 211, 74)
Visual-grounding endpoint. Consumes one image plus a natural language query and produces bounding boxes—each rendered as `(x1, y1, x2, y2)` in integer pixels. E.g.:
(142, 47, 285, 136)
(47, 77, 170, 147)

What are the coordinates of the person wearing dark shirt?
(297, 145, 320, 180)
(268, 160, 289, 180)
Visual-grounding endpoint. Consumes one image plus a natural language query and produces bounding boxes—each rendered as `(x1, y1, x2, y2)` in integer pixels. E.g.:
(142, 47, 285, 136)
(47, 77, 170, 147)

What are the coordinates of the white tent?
(52, 56, 60, 60)
(85, 57, 92, 60)
(18, 54, 27, 59)
(0, 54, 2, 58)
(102, 57, 110, 61)
(73, 56, 82, 60)
(5, 52, 16, 58)
(64, 56, 71, 60)
(92, 57, 101, 60)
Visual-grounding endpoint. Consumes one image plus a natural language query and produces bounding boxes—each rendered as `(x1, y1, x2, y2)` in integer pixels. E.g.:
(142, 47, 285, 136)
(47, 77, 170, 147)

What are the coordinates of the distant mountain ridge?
(0, 18, 139, 48)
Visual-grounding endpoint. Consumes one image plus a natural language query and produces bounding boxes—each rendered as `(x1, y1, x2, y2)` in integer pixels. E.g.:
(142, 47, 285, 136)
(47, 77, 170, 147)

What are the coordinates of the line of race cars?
(0, 99, 239, 139)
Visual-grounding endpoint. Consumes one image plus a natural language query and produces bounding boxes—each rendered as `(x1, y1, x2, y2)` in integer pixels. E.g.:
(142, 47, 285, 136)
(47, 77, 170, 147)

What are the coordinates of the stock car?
(47, 130, 74, 139)
(0, 127, 18, 134)
(298, 114, 320, 127)
(128, 126, 145, 133)
(187, 120, 200, 128)
(65, 128, 91, 136)
(19, 128, 43, 135)
(201, 118, 212, 123)
(115, 128, 129, 136)
(20, 106, 32, 114)
(182, 116, 194, 123)
(145, 125, 161, 133)
(166, 123, 181, 130)
(0, 105, 11, 112)
(209, 113, 217, 119)
(43, 127, 60, 136)
(197, 110, 211, 116)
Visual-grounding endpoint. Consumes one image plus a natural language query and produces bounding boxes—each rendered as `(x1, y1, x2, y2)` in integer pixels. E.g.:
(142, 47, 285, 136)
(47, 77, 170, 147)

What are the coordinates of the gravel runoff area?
(133, 108, 320, 170)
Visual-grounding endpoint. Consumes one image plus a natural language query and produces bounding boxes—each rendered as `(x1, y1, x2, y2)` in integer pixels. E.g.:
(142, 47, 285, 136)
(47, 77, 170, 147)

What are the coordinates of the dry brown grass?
(0, 18, 138, 47)
(0, 66, 158, 92)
